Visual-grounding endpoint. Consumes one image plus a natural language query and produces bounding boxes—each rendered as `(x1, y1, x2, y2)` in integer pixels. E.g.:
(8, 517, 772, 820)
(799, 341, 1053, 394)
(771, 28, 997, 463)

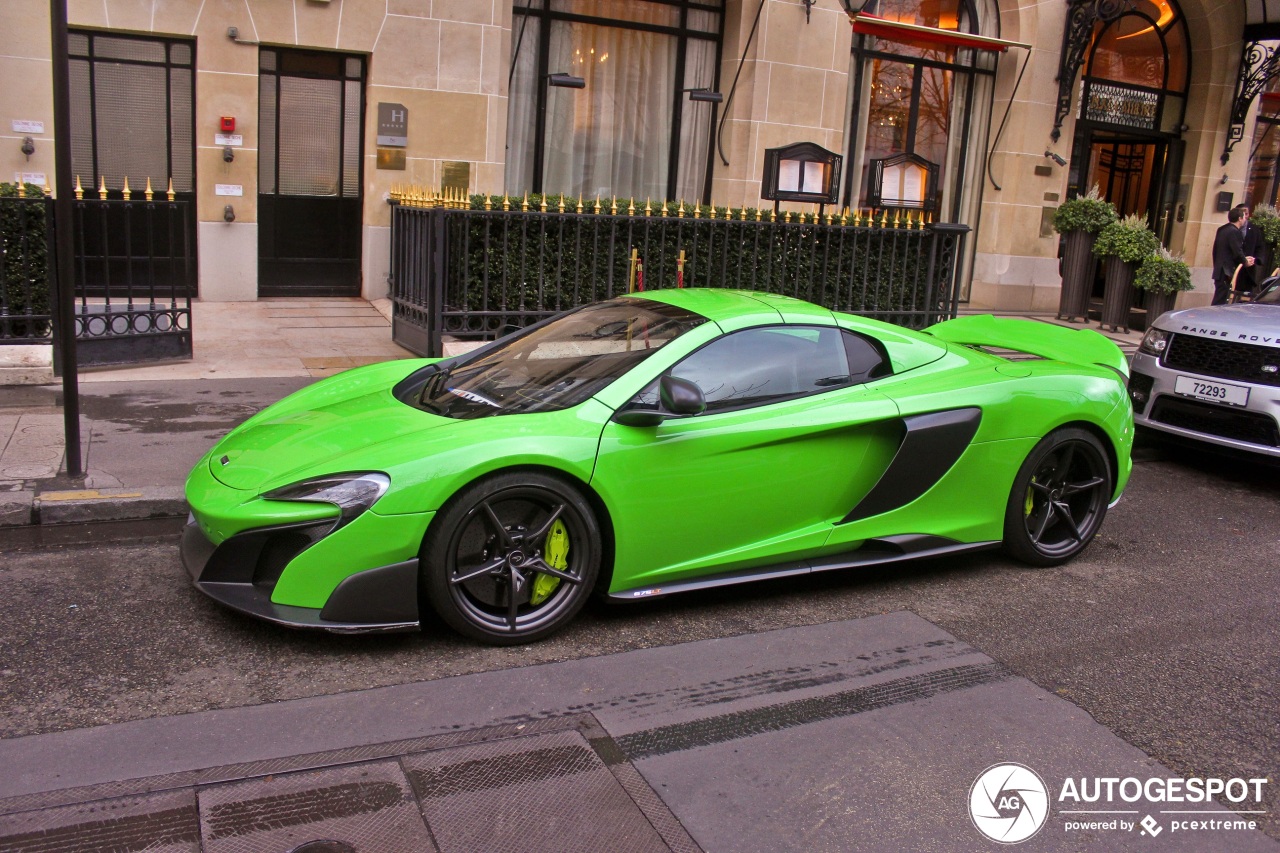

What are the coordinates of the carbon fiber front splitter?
(181, 520, 420, 634)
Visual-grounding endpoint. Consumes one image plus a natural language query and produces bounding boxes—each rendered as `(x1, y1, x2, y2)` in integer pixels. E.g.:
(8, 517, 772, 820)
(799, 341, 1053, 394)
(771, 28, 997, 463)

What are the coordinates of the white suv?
(1129, 284, 1280, 458)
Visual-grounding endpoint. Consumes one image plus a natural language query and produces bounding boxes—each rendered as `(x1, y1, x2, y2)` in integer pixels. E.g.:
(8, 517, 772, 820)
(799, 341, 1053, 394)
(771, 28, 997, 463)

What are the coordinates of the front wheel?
(1003, 428, 1112, 567)
(422, 472, 601, 644)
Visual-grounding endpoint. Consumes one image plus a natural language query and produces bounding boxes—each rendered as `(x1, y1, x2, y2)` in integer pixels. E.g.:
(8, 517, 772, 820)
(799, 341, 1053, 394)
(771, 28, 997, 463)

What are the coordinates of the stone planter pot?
(1057, 229, 1097, 322)
(1100, 257, 1139, 333)
(1142, 289, 1178, 326)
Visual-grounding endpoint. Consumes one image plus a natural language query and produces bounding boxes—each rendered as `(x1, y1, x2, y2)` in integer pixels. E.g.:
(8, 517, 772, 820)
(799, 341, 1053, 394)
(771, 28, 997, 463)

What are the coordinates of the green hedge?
(0, 182, 51, 339)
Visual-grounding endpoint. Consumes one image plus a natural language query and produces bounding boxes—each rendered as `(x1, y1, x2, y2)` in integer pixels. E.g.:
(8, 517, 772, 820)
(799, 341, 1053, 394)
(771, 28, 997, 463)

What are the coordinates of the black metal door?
(258, 49, 364, 296)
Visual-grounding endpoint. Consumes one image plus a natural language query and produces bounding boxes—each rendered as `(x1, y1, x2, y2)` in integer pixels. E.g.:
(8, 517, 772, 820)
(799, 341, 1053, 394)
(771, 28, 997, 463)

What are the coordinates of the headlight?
(262, 472, 390, 529)
(1138, 328, 1170, 357)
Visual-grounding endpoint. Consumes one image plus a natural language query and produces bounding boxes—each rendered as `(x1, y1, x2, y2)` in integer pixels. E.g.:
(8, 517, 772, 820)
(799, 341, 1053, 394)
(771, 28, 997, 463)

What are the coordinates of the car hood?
(208, 360, 450, 491)
(1156, 303, 1280, 347)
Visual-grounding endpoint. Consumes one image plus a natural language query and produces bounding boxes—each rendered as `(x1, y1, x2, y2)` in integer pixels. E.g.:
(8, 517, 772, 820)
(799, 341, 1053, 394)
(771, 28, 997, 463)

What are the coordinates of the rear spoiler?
(925, 315, 1129, 380)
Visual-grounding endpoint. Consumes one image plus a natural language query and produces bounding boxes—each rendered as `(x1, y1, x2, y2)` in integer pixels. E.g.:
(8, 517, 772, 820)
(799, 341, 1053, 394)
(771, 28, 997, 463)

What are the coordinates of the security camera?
(1045, 151, 1067, 167)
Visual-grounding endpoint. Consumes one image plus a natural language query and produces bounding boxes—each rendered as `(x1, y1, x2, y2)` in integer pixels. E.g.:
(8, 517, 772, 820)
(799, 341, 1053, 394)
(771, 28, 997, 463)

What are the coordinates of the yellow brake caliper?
(1025, 476, 1037, 517)
(530, 519, 569, 605)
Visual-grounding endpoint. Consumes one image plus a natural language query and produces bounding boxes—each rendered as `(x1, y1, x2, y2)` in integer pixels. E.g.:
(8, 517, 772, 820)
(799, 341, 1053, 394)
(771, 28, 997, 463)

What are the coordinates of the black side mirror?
(613, 375, 706, 427)
(660, 374, 706, 415)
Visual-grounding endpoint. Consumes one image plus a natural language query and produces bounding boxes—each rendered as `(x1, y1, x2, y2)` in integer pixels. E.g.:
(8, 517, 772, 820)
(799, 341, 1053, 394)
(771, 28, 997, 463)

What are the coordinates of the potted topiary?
(1052, 185, 1117, 322)
(1134, 246, 1192, 325)
(1248, 203, 1280, 285)
(1092, 213, 1159, 332)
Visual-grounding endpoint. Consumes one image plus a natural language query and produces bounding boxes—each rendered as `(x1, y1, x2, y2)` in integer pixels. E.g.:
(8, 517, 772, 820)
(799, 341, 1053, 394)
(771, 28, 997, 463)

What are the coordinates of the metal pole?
(49, 0, 83, 477)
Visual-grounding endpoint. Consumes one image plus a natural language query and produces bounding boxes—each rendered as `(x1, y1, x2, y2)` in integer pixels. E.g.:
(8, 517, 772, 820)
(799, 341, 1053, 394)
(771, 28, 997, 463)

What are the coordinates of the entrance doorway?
(1077, 130, 1183, 245)
(257, 48, 365, 297)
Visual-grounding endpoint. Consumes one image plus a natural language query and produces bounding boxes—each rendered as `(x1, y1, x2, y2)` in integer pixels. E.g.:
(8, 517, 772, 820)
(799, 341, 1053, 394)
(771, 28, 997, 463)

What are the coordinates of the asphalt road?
(1, 435, 1277, 839)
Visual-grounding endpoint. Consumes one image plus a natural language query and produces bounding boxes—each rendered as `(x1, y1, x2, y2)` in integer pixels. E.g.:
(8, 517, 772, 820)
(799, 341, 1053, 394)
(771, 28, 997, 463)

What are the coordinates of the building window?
(845, 0, 996, 224)
(67, 31, 195, 194)
(1245, 82, 1280, 210)
(507, 0, 722, 202)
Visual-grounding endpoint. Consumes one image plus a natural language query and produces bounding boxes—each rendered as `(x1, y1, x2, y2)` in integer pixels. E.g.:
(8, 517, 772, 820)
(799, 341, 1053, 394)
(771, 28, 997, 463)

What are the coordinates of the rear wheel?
(1003, 428, 1111, 567)
(422, 472, 600, 644)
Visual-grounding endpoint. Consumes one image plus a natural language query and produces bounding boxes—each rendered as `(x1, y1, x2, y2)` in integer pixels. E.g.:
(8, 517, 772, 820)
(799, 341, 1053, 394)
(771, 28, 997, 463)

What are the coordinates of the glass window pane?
(688, 10, 720, 33)
(69, 59, 94, 185)
(505, 16, 541, 195)
(670, 327, 851, 411)
(344, 79, 361, 197)
(68, 32, 88, 56)
(93, 62, 170, 189)
(260, 49, 277, 71)
(1089, 15, 1165, 89)
(346, 57, 362, 78)
(676, 37, 717, 200)
(277, 77, 342, 196)
(259, 75, 277, 194)
(170, 43, 191, 66)
(170, 67, 193, 192)
(94, 35, 166, 63)
(550, 0, 681, 27)
(542, 20, 676, 200)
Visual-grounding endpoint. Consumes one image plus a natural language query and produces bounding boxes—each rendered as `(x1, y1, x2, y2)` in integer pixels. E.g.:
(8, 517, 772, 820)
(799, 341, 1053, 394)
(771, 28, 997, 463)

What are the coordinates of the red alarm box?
(220, 116, 235, 133)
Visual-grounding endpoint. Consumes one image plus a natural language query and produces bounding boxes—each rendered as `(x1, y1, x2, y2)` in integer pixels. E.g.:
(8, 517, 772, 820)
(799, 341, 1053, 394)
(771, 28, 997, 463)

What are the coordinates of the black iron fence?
(0, 182, 194, 366)
(389, 192, 969, 358)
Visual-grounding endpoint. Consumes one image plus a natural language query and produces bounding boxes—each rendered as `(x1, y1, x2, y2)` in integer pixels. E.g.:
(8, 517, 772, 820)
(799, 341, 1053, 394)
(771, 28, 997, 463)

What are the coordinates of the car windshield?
(411, 297, 707, 418)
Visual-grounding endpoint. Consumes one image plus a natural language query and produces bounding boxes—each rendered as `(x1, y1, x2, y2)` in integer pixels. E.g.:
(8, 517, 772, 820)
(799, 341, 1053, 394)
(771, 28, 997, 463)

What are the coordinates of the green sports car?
(183, 289, 1133, 644)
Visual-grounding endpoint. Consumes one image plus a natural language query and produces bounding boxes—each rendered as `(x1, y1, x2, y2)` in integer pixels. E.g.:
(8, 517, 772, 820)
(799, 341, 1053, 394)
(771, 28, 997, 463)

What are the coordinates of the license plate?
(1174, 375, 1250, 407)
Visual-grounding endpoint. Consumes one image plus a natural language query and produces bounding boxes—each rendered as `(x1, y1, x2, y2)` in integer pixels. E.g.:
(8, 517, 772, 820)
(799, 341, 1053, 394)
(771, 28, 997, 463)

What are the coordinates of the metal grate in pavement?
(405, 729, 670, 853)
(0, 789, 200, 853)
(0, 714, 700, 853)
(197, 760, 436, 853)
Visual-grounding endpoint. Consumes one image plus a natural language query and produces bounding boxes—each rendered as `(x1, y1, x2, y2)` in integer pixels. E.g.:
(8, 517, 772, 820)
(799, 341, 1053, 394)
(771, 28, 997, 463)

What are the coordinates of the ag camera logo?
(969, 763, 1050, 844)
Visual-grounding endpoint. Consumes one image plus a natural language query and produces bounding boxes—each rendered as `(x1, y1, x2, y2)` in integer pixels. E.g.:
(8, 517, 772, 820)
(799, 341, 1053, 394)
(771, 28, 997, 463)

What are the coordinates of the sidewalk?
(0, 301, 1142, 531)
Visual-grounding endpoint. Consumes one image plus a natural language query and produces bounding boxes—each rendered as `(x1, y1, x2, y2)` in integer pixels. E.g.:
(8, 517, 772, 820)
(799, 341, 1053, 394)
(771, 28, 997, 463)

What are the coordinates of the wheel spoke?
(525, 557, 581, 585)
(1028, 480, 1053, 497)
(1052, 500, 1084, 541)
(450, 556, 504, 585)
(1031, 502, 1055, 544)
(525, 504, 565, 547)
(505, 568, 522, 631)
(1055, 444, 1076, 482)
(480, 501, 514, 546)
(1063, 476, 1105, 497)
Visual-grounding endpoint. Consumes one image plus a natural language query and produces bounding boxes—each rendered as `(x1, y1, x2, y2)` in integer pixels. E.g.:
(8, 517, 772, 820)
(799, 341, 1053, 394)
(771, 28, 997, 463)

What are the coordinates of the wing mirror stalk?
(613, 375, 706, 427)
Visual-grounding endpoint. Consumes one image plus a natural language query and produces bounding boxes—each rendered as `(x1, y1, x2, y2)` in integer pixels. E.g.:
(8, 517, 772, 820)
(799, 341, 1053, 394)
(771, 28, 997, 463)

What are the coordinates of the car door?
(591, 323, 904, 592)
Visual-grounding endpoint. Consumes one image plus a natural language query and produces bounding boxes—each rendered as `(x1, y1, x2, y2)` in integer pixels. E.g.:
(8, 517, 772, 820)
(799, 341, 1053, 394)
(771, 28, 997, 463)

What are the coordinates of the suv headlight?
(1138, 328, 1170, 357)
(262, 472, 390, 529)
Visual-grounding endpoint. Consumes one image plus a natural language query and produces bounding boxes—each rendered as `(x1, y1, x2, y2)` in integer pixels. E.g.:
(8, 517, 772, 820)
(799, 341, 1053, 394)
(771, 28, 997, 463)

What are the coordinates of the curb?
(0, 487, 188, 528)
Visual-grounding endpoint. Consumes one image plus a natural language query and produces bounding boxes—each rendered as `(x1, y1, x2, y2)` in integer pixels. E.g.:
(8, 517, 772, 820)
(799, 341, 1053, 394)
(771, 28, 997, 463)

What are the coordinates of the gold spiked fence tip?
(166, 178, 175, 201)
(98, 176, 108, 200)
(379, 183, 929, 232)
(121, 176, 131, 200)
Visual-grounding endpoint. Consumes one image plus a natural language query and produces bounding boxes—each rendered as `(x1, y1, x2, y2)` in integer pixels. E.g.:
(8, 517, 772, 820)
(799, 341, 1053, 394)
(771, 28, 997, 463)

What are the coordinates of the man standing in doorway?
(1211, 207, 1254, 305)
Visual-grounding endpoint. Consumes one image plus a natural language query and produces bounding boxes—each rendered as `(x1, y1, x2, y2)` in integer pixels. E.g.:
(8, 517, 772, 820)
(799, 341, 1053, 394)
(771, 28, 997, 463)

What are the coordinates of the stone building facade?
(3, 0, 1277, 311)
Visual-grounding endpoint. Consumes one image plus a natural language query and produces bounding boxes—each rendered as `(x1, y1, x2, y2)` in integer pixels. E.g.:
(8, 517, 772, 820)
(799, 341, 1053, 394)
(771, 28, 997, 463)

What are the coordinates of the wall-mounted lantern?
(865, 152, 939, 212)
(760, 141, 842, 214)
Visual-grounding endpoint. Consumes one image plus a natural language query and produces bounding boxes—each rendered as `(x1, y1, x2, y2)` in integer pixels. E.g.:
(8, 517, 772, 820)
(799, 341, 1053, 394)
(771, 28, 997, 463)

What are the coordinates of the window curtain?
(676, 35, 717, 201)
(505, 15, 541, 195)
(542, 21, 677, 201)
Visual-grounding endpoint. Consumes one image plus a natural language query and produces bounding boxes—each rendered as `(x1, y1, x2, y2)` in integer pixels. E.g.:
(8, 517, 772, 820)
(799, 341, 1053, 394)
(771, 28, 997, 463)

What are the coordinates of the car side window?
(630, 325, 890, 414)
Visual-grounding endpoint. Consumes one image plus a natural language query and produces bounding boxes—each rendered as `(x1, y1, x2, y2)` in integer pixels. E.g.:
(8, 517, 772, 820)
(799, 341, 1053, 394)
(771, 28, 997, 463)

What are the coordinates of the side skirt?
(606, 535, 1001, 601)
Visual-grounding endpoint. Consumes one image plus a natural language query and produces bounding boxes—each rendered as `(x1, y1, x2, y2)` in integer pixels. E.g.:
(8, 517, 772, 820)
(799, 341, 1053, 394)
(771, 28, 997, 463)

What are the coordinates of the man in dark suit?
(1212, 208, 1254, 305)
(1236, 205, 1265, 299)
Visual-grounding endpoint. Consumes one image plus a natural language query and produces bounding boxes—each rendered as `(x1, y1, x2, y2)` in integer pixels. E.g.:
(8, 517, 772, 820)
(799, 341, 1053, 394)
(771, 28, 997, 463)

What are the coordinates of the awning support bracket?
(1223, 39, 1280, 164)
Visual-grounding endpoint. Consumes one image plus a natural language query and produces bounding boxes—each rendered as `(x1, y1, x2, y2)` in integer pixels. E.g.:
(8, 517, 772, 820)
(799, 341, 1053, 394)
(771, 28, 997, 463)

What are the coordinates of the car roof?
(631, 288, 834, 325)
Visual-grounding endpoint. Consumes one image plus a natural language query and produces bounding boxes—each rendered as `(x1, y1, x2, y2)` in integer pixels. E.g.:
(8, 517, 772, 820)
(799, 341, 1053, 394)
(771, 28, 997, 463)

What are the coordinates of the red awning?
(849, 13, 1030, 53)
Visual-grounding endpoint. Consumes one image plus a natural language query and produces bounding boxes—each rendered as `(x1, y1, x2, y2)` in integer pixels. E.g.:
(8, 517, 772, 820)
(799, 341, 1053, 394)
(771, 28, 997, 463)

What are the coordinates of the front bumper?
(1129, 352, 1280, 458)
(181, 519, 420, 634)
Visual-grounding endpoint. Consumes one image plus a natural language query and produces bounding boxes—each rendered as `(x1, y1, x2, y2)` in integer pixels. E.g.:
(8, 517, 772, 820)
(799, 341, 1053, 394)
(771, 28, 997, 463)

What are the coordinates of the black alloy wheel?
(1003, 427, 1112, 567)
(423, 472, 601, 644)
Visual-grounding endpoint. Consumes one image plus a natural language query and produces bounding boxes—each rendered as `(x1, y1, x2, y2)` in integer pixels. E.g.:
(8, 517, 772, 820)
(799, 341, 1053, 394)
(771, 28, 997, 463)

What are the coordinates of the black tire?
(1003, 428, 1112, 567)
(422, 472, 601, 644)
